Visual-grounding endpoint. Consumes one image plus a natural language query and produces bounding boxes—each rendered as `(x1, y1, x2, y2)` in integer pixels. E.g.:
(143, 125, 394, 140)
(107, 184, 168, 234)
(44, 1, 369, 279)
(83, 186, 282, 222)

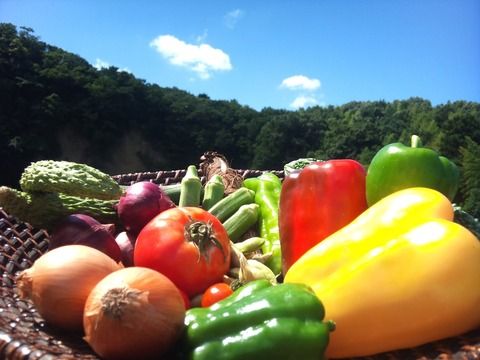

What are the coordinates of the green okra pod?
(179, 165, 202, 207)
(208, 187, 255, 222)
(202, 174, 225, 210)
(223, 203, 259, 242)
(233, 236, 266, 254)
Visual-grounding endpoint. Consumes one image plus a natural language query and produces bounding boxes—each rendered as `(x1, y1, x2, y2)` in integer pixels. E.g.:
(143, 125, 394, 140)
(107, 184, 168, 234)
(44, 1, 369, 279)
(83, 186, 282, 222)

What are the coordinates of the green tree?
(459, 137, 480, 218)
(436, 101, 480, 165)
(1, 22, 479, 213)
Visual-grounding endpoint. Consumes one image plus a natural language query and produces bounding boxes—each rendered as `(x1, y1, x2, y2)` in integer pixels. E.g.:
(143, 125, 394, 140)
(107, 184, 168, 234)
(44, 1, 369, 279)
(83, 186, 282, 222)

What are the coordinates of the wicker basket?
(0, 164, 479, 360)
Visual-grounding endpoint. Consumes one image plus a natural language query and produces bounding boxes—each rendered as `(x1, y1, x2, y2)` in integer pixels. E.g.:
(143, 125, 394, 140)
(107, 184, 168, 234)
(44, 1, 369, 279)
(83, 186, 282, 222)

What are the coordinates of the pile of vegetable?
(0, 136, 479, 359)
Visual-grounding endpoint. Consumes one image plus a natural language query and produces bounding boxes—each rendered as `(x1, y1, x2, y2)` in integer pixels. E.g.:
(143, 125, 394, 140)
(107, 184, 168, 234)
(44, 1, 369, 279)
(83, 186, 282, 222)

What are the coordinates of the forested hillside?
(1, 23, 479, 216)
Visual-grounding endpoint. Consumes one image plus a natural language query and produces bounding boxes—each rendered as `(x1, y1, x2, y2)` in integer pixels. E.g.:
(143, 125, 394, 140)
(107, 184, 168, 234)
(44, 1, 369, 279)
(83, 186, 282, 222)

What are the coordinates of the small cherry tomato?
(201, 283, 233, 307)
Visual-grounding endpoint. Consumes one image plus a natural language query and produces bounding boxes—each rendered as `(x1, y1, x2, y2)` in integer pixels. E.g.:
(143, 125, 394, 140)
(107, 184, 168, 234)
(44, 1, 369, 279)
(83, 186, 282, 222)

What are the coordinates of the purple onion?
(114, 231, 136, 267)
(117, 181, 175, 236)
(49, 214, 122, 262)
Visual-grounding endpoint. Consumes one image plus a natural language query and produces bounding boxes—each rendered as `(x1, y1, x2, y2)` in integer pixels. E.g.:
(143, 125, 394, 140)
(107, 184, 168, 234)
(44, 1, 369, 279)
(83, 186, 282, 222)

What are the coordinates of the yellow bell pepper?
(284, 187, 480, 358)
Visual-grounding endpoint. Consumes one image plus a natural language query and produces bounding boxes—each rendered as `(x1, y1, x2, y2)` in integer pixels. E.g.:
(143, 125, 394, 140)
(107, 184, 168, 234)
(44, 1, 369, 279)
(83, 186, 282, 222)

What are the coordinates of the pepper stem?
(411, 135, 422, 148)
(185, 218, 225, 262)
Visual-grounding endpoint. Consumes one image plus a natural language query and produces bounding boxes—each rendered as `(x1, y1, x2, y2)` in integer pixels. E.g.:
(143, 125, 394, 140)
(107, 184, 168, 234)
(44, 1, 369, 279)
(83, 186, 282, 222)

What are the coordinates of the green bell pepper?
(243, 173, 283, 275)
(184, 279, 335, 360)
(366, 135, 460, 206)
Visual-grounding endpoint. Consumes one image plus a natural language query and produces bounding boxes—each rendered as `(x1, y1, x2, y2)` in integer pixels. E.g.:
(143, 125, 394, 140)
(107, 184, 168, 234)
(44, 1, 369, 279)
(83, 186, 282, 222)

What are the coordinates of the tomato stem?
(186, 219, 226, 262)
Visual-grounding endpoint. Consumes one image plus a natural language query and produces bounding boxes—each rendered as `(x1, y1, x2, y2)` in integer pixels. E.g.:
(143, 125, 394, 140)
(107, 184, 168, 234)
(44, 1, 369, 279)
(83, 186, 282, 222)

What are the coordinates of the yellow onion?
(83, 266, 186, 360)
(16, 245, 121, 331)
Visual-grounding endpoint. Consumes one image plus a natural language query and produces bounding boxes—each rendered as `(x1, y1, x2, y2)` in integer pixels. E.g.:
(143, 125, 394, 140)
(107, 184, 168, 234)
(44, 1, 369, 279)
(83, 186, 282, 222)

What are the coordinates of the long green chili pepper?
(243, 172, 282, 275)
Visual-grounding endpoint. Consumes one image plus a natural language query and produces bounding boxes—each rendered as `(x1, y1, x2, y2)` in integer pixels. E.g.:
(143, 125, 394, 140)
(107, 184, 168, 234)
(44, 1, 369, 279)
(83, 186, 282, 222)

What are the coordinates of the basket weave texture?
(0, 166, 479, 360)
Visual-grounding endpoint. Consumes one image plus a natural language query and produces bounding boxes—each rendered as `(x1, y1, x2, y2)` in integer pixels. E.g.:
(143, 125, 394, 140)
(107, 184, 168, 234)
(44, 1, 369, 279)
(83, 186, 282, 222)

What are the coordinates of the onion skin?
(49, 214, 122, 262)
(16, 245, 121, 331)
(117, 182, 175, 236)
(83, 267, 185, 360)
(114, 231, 135, 267)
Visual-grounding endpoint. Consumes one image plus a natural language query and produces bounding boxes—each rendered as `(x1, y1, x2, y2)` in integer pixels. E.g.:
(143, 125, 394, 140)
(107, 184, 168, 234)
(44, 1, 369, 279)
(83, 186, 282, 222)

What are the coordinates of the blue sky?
(1, 0, 479, 110)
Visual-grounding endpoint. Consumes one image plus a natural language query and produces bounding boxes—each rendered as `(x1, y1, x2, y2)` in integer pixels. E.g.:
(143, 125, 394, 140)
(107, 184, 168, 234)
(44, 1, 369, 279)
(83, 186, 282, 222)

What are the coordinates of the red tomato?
(134, 207, 231, 297)
(201, 283, 233, 307)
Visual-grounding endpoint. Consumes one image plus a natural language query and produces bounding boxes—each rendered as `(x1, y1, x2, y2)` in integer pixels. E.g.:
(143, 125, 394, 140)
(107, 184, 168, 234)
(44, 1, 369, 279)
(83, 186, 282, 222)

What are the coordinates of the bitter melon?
(0, 186, 118, 229)
(20, 160, 123, 200)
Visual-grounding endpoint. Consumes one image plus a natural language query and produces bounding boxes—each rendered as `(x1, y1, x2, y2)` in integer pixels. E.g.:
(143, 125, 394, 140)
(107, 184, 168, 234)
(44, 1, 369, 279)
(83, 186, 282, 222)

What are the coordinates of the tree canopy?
(1, 23, 479, 216)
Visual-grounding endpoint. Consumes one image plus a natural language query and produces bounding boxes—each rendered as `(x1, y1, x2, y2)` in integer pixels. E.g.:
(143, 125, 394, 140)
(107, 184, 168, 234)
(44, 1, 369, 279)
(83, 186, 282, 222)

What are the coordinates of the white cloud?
(93, 58, 131, 73)
(196, 29, 208, 43)
(280, 75, 321, 91)
(290, 95, 318, 109)
(93, 58, 110, 70)
(150, 34, 232, 79)
(224, 9, 245, 29)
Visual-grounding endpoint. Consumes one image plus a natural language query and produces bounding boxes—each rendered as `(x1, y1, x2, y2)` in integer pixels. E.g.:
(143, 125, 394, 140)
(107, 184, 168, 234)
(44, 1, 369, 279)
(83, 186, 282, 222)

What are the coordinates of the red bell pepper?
(279, 159, 368, 273)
